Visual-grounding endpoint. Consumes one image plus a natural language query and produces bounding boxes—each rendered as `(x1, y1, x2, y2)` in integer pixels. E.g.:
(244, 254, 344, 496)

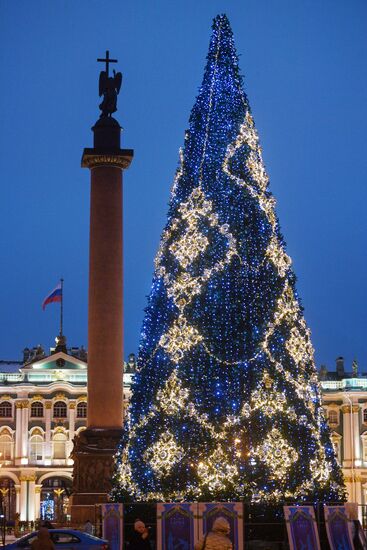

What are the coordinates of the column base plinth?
(70, 427, 123, 523)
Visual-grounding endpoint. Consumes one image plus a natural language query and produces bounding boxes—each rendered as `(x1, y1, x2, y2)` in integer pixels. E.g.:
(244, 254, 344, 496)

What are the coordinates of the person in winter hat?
(195, 517, 232, 550)
(129, 519, 151, 550)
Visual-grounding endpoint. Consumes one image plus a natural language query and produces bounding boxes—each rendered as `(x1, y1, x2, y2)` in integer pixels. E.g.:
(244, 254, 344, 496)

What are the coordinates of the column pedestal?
(70, 428, 122, 522)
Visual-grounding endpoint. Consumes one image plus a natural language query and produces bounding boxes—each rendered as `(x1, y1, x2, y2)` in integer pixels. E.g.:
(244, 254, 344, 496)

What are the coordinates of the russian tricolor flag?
(42, 282, 62, 310)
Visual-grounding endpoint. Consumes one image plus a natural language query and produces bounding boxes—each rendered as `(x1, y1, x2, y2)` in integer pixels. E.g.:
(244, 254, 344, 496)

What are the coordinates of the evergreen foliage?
(112, 14, 346, 503)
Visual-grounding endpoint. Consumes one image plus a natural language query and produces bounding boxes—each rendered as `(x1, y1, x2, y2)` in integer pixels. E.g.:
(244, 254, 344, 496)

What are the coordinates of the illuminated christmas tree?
(112, 14, 346, 503)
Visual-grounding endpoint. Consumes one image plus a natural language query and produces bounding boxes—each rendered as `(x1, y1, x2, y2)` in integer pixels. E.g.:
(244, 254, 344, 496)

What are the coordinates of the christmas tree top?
(112, 14, 346, 503)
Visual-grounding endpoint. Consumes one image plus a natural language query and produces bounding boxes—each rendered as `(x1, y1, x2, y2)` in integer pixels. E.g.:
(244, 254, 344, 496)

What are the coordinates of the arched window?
(53, 433, 67, 459)
(328, 409, 338, 425)
(0, 402, 12, 418)
(363, 409, 367, 424)
(0, 434, 13, 461)
(31, 402, 44, 418)
(29, 434, 44, 462)
(53, 401, 67, 418)
(76, 402, 87, 418)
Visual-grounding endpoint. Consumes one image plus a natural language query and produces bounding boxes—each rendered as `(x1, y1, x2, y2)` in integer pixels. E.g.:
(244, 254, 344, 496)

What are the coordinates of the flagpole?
(60, 278, 64, 336)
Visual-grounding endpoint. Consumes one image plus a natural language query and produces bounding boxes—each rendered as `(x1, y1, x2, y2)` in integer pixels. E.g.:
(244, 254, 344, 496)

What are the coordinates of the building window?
(76, 402, 87, 418)
(0, 402, 12, 418)
(29, 435, 44, 462)
(363, 409, 367, 424)
(52, 433, 67, 459)
(328, 409, 338, 425)
(31, 402, 44, 418)
(0, 434, 13, 461)
(53, 401, 67, 418)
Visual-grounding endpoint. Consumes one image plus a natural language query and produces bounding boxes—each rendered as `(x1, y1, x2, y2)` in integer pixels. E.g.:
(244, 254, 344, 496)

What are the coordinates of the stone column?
(71, 109, 133, 523)
(85, 126, 132, 428)
(344, 476, 353, 502)
(15, 485, 20, 514)
(353, 404, 361, 463)
(341, 404, 352, 467)
(35, 485, 42, 521)
(21, 401, 29, 462)
(68, 403, 76, 460)
(14, 402, 23, 464)
(355, 477, 362, 506)
(27, 475, 36, 521)
(19, 476, 28, 521)
(44, 402, 52, 462)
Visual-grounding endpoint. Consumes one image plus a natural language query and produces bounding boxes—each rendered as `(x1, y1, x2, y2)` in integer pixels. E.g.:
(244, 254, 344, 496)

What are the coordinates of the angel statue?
(99, 69, 122, 117)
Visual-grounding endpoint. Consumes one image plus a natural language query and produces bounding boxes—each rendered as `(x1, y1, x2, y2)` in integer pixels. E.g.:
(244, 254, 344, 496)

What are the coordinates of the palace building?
(0, 343, 365, 522)
(0, 338, 136, 523)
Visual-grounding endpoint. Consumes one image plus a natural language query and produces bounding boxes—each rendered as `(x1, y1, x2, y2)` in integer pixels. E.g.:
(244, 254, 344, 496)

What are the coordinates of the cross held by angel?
(97, 50, 122, 117)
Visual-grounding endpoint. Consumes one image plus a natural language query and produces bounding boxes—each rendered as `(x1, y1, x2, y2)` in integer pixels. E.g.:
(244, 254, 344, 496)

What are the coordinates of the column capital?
(341, 404, 352, 413)
(82, 148, 133, 170)
(45, 402, 52, 410)
(19, 474, 36, 482)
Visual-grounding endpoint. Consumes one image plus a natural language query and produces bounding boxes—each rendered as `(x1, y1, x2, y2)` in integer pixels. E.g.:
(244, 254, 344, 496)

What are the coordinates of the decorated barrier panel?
(284, 506, 321, 550)
(198, 502, 243, 550)
(157, 502, 243, 550)
(157, 503, 197, 550)
(98, 503, 123, 550)
(324, 505, 354, 550)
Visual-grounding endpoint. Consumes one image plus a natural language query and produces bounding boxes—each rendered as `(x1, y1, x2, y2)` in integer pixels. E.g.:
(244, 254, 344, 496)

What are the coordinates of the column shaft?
(87, 166, 123, 428)
(45, 404, 52, 460)
(28, 480, 35, 521)
(353, 408, 361, 461)
(342, 408, 352, 466)
(15, 486, 20, 514)
(15, 403, 22, 461)
(21, 404, 29, 460)
(35, 486, 42, 521)
(68, 405, 76, 460)
(19, 480, 27, 521)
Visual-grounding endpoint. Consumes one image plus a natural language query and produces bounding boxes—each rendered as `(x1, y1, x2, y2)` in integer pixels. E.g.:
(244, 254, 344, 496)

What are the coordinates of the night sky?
(1, 0, 366, 371)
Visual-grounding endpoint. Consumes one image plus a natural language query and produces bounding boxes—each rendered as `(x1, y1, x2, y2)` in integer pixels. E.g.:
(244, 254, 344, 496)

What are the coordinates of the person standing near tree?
(84, 520, 94, 535)
(195, 518, 232, 550)
(128, 520, 151, 550)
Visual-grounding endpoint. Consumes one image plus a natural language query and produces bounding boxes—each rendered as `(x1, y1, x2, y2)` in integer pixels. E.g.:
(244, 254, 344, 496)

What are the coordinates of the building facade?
(0, 342, 135, 523)
(320, 356, 367, 513)
(0, 345, 365, 522)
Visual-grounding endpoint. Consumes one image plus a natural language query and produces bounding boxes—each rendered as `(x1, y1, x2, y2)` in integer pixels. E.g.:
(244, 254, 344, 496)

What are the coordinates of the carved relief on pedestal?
(71, 428, 122, 495)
